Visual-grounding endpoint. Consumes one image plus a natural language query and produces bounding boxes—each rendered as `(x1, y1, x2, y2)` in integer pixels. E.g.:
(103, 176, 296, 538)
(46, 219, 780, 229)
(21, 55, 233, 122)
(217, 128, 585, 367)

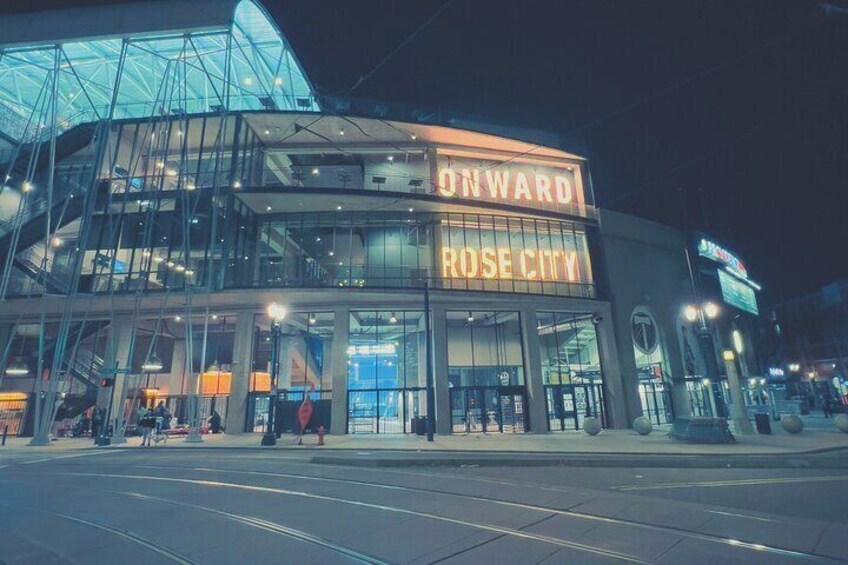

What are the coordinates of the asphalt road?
(0, 448, 846, 564)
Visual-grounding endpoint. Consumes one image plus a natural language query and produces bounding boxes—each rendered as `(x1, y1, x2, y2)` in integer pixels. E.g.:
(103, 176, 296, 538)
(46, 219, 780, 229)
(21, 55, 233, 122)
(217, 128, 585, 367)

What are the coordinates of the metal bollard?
(2, 425, 8, 446)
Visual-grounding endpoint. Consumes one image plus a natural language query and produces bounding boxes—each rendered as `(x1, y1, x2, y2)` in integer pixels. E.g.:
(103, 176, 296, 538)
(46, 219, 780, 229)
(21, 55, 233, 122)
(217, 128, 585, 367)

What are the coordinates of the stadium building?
(0, 0, 765, 441)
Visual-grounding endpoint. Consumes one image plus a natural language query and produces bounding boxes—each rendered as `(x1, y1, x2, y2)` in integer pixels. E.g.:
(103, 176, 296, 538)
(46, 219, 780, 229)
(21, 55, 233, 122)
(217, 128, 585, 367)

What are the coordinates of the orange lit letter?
(438, 168, 457, 197)
(555, 176, 573, 204)
(497, 248, 513, 278)
(442, 247, 459, 277)
(485, 170, 510, 200)
(481, 247, 498, 279)
(461, 168, 481, 198)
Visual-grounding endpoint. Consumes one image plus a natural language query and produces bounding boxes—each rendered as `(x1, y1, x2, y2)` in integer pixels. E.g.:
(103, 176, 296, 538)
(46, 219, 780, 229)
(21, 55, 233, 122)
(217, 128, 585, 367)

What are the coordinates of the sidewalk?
(3, 417, 846, 458)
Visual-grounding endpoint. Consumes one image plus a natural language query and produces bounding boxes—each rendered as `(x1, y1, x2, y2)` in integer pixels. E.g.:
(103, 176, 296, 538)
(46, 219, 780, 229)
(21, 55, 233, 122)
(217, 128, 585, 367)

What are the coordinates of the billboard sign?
(718, 269, 759, 315)
(698, 238, 748, 280)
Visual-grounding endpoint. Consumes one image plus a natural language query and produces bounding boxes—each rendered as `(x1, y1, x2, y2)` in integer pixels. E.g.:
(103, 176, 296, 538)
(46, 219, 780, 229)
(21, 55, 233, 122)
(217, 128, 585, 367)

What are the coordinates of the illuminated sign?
(698, 238, 747, 279)
(768, 367, 785, 377)
(347, 343, 397, 356)
(436, 155, 587, 216)
(718, 269, 759, 315)
(441, 247, 580, 282)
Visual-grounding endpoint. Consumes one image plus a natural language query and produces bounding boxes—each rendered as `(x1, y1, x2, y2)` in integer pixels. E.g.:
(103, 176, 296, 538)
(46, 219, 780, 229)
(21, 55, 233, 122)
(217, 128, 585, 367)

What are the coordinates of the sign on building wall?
(439, 223, 592, 285)
(698, 238, 748, 279)
(718, 269, 759, 315)
(436, 154, 588, 217)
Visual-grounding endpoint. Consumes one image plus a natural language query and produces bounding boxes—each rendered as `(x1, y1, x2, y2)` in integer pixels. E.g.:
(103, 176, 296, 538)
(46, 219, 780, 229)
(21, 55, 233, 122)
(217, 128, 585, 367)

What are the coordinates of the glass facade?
(537, 312, 605, 431)
(252, 211, 594, 297)
(447, 311, 527, 433)
(347, 311, 427, 434)
(248, 312, 334, 432)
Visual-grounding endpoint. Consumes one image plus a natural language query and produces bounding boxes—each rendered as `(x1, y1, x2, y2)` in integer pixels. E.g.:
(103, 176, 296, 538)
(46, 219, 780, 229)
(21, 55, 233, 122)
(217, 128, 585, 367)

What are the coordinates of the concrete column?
(595, 314, 633, 428)
(519, 307, 548, 433)
(168, 339, 186, 398)
(104, 318, 135, 444)
(431, 304, 451, 434)
(278, 337, 293, 390)
(329, 307, 349, 434)
(723, 352, 754, 434)
(225, 311, 255, 434)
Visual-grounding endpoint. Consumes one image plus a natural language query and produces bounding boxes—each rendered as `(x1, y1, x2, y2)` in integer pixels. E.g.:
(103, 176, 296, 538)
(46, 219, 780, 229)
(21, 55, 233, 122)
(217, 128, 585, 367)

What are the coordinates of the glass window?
(446, 311, 524, 387)
(347, 310, 427, 434)
(537, 313, 602, 385)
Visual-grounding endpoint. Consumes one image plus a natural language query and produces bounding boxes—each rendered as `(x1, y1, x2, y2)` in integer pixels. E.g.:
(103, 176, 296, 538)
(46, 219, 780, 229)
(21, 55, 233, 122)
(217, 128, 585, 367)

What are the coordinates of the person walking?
(822, 398, 832, 419)
(138, 408, 155, 447)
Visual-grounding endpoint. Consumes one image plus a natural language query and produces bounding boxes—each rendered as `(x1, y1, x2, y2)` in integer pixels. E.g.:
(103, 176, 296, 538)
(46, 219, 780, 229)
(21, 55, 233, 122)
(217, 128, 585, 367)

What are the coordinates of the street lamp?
(262, 302, 287, 446)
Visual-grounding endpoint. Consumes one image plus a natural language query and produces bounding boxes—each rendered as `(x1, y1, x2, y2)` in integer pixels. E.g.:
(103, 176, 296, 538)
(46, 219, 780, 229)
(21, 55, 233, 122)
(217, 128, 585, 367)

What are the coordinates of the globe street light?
(262, 302, 287, 446)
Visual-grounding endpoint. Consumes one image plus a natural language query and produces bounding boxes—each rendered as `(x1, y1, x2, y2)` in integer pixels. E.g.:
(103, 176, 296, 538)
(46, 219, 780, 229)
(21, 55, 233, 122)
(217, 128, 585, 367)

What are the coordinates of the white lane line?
(704, 510, 777, 523)
(612, 475, 848, 491)
(58, 471, 650, 564)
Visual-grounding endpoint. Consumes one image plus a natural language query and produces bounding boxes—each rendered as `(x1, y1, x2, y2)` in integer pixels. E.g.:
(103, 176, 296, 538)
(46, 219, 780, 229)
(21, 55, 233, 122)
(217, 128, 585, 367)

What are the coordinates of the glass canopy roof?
(0, 0, 318, 142)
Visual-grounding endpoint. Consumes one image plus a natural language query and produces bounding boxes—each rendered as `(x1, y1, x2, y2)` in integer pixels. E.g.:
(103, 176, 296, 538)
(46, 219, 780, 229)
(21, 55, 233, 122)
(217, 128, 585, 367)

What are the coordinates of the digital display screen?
(718, 269, 759, 315)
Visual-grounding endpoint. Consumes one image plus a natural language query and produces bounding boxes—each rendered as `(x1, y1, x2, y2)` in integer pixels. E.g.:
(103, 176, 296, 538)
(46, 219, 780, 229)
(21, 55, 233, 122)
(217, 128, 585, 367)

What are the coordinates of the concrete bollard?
(834, 414, 848, 433)
(780, 414, 804, 434)
(582, 417, 601, 436)
(633, 416, 653, 436)
(317, 425, 326, 445)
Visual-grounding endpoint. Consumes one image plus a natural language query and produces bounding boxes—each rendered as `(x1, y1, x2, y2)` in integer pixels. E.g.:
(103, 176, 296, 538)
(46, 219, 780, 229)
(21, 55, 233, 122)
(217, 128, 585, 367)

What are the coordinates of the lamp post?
(683, 302, 723, 403)
(262, 302, 286, 446)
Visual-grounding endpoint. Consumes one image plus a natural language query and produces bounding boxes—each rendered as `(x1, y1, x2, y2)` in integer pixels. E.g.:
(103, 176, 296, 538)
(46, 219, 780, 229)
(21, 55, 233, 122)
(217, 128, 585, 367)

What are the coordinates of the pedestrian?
(153, 401, 170, 433)
(91, 409, 102, 438)
(139, 408, 155, 447)
(209, 410, 222, 434)
(822, 399, 832, 419)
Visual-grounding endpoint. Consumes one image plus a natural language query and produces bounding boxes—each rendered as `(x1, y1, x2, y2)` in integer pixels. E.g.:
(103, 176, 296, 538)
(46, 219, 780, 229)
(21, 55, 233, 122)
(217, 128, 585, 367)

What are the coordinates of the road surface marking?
(704, 510, 777, 523)
(58, 471, 650, 564)
(117, 491, 387, 564)
(0, 500, 196, 564)
(612, 475, 848, 491)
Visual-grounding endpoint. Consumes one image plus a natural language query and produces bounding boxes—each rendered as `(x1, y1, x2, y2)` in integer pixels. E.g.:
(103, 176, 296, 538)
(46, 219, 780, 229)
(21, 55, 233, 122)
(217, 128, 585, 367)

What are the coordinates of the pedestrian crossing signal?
(100, 377, 114, 388)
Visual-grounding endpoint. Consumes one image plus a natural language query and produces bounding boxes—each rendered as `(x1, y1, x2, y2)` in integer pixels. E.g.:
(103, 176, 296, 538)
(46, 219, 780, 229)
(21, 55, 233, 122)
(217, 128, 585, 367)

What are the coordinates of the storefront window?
(631, 307, 673, 425)
(446, 311, 526, 433)
(248, 312, 334, 432)
(537, 312, 605, 430)
(347, 311, 427, 433)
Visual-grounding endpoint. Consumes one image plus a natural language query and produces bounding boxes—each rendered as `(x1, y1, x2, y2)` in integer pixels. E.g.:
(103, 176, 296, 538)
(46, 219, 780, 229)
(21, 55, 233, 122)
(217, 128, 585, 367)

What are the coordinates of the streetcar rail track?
(55, 471, 652, 564)
(117, 491, 387, 565)
(0, 500, 197, 565)
(130, 463, 832, 562)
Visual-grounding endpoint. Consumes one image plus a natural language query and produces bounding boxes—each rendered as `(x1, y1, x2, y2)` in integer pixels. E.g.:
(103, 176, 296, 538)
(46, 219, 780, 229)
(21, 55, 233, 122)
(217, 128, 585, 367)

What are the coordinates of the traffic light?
(100, 377, 114, 388)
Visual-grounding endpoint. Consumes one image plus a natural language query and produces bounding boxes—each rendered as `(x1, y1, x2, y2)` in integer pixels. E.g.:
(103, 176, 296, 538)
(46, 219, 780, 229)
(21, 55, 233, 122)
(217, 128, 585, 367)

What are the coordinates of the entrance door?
(450, 386, 527, 433)
(545, 384, 606, 431)
(639, 380, 674, 425)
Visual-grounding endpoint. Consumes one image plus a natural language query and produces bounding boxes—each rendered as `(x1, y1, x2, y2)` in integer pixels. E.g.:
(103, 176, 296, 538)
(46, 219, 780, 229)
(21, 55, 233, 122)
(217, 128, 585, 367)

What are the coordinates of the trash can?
(754, 413, 772, 434)
(413, 417, 427, 436)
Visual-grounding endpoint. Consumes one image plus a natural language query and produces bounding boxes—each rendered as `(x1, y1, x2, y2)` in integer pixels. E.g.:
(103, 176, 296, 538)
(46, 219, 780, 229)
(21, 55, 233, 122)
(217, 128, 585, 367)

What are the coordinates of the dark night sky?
(4, 0, 848, 303)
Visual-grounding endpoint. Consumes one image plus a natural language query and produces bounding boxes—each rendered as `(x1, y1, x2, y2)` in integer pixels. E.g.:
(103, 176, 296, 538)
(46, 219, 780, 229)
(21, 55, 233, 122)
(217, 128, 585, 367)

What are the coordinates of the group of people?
(137, 401, 171, 447)
(136, 403, 225, 446)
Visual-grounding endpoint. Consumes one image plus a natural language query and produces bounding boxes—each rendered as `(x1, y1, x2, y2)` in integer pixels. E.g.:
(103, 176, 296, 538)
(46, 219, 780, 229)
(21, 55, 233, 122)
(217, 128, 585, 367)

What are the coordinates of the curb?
(308, 451, 848, 469)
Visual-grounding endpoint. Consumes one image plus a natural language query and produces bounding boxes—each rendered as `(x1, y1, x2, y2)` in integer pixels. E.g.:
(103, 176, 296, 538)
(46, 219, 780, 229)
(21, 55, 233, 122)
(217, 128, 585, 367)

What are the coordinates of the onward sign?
(698, 238, 748, 280)
(436, 155, 587, 216)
